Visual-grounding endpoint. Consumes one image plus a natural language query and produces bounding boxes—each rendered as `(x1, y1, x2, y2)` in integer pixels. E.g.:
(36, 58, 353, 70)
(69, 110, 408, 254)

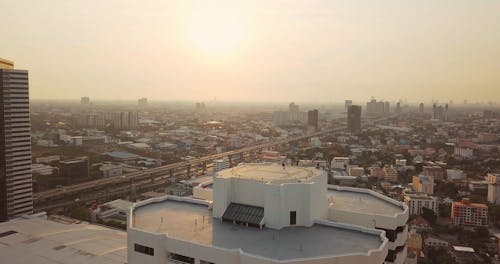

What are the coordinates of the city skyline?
(1, 0, 500, 102)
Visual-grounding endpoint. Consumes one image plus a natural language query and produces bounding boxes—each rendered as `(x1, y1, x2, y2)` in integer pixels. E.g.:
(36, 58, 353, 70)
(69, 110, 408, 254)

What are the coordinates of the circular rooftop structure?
(217, 163, 321, 184)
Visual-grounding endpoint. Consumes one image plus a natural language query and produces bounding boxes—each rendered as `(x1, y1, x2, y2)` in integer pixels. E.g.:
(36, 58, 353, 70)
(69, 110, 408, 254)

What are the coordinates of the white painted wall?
(127, 217, 389, 264)
(213, 168, 328, 229)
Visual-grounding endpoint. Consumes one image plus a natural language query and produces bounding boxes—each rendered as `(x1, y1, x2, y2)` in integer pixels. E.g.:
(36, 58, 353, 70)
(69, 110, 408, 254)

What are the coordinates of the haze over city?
(2, 1, 500, 264)
(2, 0, 500, 102)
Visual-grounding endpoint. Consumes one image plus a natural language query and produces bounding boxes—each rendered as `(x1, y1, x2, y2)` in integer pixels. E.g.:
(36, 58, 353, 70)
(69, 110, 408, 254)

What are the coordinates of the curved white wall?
(213, 171, 328, 229)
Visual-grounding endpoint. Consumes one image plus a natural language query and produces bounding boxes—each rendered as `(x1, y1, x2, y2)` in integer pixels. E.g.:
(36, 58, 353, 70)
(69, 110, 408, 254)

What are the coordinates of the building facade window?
(134, 243, 154, 256)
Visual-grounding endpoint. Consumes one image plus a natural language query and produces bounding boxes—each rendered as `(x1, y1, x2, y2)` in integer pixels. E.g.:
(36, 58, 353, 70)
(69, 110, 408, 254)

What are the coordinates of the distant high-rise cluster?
(112, 111, 138, 130)
(138, 97, 147, 107)
(78, 112, 106, 129)
(272, 102, 308, 126)
(432, 104, 448, 121)
(366, 98, 390, 115)
(81, 96, 90, 105)
(483, 110, 498, 119)
(0, 58, 33, 221)
(195, 102, 206, 112)
(347, 105, 361, 133)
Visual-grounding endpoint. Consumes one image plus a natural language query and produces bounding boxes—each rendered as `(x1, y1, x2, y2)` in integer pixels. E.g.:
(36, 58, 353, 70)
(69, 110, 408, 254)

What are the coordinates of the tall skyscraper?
(432, 104, 448, 121)
(307, 109, 319, 130)
(113, 111, 139, 130)
(347, 105, 361, 134)
(138, 97, 148, 106)
(81, 96, 90, 105)
(344, 100, 352, 112)
(419, 103, 424, 114)
(0, 58, 33, 221)
(395, 102, 402, 113)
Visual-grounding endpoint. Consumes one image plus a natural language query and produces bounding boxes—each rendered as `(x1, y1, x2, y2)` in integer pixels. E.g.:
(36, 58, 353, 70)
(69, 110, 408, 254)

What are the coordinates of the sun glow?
(189, 5, 246, 55)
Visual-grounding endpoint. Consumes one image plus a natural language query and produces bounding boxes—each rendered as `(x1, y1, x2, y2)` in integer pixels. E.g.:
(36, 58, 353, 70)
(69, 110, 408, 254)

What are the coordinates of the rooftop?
(453, 200, 488, 208)
(0, 58, 14, 69)
(132, 199, 383, 261)
(217, 163, 321, 184)
(327, 186, 405, 216)
(105, 151, 139, 159)
(0, 216, 126, 264)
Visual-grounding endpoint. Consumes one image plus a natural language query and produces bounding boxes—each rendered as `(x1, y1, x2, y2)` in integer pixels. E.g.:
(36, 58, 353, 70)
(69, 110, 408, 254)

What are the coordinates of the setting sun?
(189, 5, 246, 55)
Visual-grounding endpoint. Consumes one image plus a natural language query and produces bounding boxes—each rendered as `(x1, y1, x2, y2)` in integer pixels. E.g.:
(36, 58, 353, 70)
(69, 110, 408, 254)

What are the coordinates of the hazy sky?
(1, 0, 500, 103)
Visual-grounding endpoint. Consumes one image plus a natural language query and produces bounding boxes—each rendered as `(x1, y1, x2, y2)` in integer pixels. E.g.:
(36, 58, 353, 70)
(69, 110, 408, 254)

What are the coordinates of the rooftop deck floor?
(327, 188, 404, 216)
(0, 217, 126, 264)
(133, 200, 382, 260)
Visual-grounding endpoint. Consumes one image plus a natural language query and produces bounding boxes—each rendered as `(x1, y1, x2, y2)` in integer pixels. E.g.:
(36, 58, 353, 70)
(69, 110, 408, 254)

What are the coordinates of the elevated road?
(33, 115, 391, 210)
(34, 125, 344, 204)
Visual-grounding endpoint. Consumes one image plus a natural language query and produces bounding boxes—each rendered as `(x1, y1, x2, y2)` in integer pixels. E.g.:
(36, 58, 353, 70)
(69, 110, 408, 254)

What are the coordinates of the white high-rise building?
(113, 111, 139, 130)
(487, 173, 500, 205)
(404, 192, 438, 216)
(213, 157, 230, 175)
(0, 58, 33, 221)
(128, 163, 409, 264)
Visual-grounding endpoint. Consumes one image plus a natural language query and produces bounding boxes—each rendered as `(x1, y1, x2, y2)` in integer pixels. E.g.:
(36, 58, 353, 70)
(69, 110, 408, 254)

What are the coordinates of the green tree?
(422, 207, 437, 225)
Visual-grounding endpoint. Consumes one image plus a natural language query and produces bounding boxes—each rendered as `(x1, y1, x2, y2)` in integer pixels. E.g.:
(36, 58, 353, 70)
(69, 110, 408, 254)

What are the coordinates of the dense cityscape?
(2, 1, 500, 264)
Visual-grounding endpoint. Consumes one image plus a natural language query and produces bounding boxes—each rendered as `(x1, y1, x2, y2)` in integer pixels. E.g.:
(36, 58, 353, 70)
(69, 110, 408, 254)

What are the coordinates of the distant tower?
(81, 96, 90, 105)
(138, 97, 148, 107)
(444, 104, 449, 121)
(347, 105, 361, 134)
(432, 104, 437, 119)
(307, 109, 319, 130)
(419, 103, 424, 114)
(395, 102, 402, 114)
(344, 100, 352, 112)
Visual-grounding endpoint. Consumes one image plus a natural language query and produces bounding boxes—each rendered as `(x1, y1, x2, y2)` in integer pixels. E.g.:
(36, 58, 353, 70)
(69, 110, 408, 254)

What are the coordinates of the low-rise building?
(59, 156, 89, 181)
(424, 236, 449, 248)
(370, 167, 384, 179)
(412, 175, 434, 195)
(383, 166, 398, 183)
(447, 169, 466, 182)
(31, 163, 58, 176)
(406, 229, 422, 258)
(422, 166, 444, 181)
(100, 163, 124, 177)
(35, 155, 60, 164)
(349, 166, 365, 177)
(403, 192, 438, 216)
(451, 198, 488, 226)
(331, 157, 350, 170)
(454, 147, 474, 159)
(468, 180, 487, 192)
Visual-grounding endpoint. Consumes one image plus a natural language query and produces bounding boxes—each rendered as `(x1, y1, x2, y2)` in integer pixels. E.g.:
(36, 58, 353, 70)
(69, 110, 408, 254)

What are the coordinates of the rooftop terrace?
(132, 199, 384, 261)
(217, 163, 321, 184)
(327, 186, 405, 217)
(0, 217, 126, 264)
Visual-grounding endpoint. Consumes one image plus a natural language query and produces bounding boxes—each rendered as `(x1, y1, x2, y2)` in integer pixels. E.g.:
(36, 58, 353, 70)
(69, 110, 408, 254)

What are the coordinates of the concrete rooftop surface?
(132, 200, 383, 260)
(327, 188, 404, 216)
(217, 163, 320, 184)
(0, 217, 127, 264)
